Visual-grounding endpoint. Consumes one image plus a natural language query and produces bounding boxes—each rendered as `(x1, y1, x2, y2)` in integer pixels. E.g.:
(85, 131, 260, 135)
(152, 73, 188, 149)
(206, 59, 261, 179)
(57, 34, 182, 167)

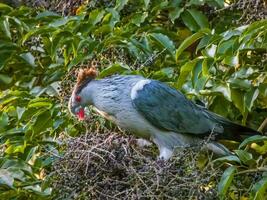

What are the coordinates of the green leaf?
(218, 166, 236, 198)
(187, 9, 209, 29)
(22, 27, 56, 44)
(0, 112, 9, 129)
(1, 159, 32, 174)
(149, 33, 176, 59)
(5, 142, 27, 154)
(176, 59, 199, 89)
(36, 11, 60, 19)
(217, 39, 237, 55)
(16, 107, 26, 120)
(202, 58, 209, 77)
(234, 150, 253, 165)
(88, 9, 106, 25)
(231, 89, 245, 115)
(24, 146, 38, 162)
(130, 12, 148, 27)
(213, 0, 224, 7)
(204, 44, 217, 58)
(239, 135, 267, 149)
(0, 3, 13, 13)
(228, 78, 251, 90)
(115, 0, 129, 11)
(213, 155, 241, 164)
(181, 10, 199, 32)
(176, 29, 210, 61)
(169, 7, 184, 23)
(24, 186, 52, 196)
(20, 52, 36, 67)
(32, 110, 52, 134)
(0, 74, 12, 85)
(244, 88, 259, 112)
(206, 84, 231, 102)
(99, 63, 131, 78)
(143, 0, 150, 9)
(28, 98, 52, 108)
(251, 177, 267, 200)
(50, 30, 73, 60)
(49, 18, 69, 27)
(222, 55, 239, 67)
(187, 0, 205, 6)
(181, 9, 209, 32)
(0, 169, 14, 188)
(0, 17, 11, 39)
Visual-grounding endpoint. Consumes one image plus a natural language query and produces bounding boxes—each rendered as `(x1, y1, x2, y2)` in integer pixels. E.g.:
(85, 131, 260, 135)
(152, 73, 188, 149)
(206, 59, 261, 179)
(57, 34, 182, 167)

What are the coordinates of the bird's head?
(68, 67, 97, 120)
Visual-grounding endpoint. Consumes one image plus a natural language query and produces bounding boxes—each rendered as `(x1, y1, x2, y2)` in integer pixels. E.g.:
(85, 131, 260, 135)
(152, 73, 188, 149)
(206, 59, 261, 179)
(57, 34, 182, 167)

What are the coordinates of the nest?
(50, 132, 221, 200)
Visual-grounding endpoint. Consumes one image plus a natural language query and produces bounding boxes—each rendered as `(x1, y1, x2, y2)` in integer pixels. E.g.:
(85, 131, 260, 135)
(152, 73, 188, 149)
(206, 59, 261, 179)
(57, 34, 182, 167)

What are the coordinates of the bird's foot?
(158, 147, 173, 160)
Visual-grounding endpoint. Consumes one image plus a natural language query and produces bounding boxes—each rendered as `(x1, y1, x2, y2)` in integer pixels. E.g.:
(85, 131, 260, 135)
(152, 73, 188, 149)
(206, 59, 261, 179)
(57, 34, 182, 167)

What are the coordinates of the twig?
(258, 117, 267, 134)
(235, 167, 267, 175)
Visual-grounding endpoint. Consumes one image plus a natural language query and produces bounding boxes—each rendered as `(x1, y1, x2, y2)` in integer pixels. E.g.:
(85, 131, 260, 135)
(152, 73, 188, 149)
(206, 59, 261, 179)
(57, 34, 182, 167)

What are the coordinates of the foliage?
(0, 0, 266, 199)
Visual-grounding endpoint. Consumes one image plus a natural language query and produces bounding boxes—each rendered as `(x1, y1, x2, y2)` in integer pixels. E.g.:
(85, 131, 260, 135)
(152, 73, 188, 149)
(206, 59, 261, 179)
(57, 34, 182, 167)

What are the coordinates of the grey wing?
(131, 80, 217, 135)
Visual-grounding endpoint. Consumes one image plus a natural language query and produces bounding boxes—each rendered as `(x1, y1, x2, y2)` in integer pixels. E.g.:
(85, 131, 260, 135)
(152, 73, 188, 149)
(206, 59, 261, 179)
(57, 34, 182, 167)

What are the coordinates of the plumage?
(68, 69, 260, 159)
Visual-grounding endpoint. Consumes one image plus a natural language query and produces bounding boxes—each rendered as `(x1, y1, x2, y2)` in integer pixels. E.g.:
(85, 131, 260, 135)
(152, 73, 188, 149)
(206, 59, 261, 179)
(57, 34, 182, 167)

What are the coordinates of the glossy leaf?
(169, 7, 184, 23)
(244, 88, 259, 112)
(19, 52, 36, 67)
(36, 11, 60, 19)
(149, 33, 176, 59)
(231, 89, 245, 115)
(0, 3, 13, 13)
(115, 0, 129, 11)
(88, 9, 106, 25)
(239, 135, 267, 149)
(251, 177, 267, 200)
(32, 110, 52, 134)
(176, 59, 199, 89)
(213, 156, 241, 164)
(130, 12, 148, 26)
(222, 55, 239, 67)
(234, 150, 253, 165)
(16, 107, 26, 120)
(218, 166, 236, 198)
(0, 112, 9, 129)
(176, 29, 210, 61)
(0, 17, 11, 39)
(0, 169, 14, 188)
(181, 9, 209, 32)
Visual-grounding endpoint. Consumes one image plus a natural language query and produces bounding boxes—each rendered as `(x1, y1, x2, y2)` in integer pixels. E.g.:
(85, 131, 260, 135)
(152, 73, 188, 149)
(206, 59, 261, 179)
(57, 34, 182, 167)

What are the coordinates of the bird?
(68, 68, 260, 160)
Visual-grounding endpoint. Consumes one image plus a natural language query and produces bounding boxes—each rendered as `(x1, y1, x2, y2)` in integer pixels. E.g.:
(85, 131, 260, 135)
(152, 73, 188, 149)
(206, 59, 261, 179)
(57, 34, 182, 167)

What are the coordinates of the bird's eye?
(75, 95, 81, 102)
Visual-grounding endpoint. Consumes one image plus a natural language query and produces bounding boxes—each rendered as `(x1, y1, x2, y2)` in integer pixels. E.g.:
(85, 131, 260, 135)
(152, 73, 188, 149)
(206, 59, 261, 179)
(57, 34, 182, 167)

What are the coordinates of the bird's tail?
(205, 110, 261, 141)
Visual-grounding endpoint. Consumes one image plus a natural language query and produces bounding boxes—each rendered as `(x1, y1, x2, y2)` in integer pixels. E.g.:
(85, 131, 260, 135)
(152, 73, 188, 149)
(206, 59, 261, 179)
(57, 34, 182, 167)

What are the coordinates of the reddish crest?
(74, 67, 98, 95)
(77, 67, 98, 85)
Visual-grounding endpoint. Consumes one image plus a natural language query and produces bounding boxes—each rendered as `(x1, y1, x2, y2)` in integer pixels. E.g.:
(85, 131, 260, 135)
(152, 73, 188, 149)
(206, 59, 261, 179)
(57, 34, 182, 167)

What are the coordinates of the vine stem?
(258, 117, 267, 134)
(235, 167, 267, 175)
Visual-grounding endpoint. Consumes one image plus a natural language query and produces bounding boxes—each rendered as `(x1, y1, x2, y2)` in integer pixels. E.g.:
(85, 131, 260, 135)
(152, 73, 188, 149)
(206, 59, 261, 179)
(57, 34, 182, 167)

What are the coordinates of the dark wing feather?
(131, 80, 260, 140)
(131, 80, 215, 134)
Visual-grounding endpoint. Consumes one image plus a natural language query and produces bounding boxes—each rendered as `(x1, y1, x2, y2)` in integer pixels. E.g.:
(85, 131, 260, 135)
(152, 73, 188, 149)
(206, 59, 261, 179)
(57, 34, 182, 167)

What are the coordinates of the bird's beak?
(75, 107, 85, 120)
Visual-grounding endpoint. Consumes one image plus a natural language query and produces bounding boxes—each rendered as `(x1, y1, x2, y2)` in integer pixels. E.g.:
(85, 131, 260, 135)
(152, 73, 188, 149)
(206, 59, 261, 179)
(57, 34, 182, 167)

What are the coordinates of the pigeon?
(68, 68, 260, 159)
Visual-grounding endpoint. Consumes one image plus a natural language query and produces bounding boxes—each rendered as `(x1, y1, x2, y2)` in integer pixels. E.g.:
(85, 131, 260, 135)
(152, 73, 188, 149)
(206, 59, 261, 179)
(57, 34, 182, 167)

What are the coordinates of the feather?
(131, 79, 260, 141)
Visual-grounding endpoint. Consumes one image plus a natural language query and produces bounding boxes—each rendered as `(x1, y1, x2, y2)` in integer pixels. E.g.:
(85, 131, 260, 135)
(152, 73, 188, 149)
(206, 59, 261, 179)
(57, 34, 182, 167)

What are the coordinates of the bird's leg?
(135, 138, 152, 148)
(152, 136, 175, 160)
(151, 137, 174, 160)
